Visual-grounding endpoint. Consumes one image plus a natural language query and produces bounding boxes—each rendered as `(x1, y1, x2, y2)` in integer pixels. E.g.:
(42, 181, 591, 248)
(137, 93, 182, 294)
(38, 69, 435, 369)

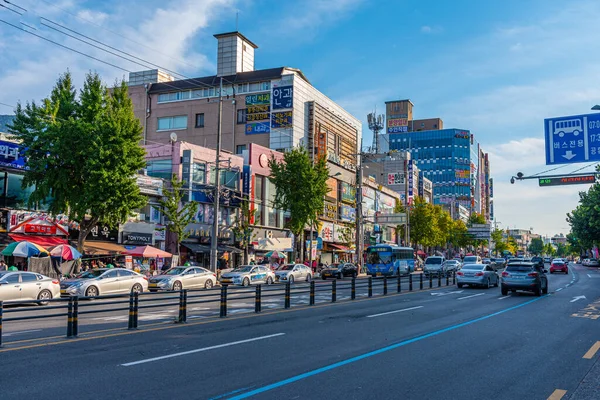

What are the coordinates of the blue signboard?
(387, 126, 408, 134)
(0, 140, 29, 171)
(242, 165, 251, 196)
(245, 122, 270, 134)
(545, 113, 600, 164)
(271, 111, 293, 129)
(272, 85, 293, 109)
(408, 161, 414, 198)
(339, 204, 356, 222)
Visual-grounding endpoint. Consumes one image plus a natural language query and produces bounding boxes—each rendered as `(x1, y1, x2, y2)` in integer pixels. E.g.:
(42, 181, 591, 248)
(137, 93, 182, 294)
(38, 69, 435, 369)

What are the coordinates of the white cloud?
(420, 25, 442, 34)
(76, 10, 108, 24)
(421, 25, 432, 33)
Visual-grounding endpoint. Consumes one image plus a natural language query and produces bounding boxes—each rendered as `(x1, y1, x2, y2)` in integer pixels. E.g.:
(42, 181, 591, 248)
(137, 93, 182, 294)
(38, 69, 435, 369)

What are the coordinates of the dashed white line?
(458, 293, 485, 300)
(497, 296, 509, 300)
(366, 306, 424, 318)
(588, 274, 592, 278)
(556, 288, 563, 292)
(3, 329, 42, 337)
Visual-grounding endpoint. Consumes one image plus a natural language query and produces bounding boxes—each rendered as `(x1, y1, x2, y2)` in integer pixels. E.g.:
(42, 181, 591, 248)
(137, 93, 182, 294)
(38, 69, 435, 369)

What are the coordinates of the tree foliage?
(567, 181, 600, 251)
(409, 197, 436, 248)
(8, 71, 147, 252)
(268, 148, 329, 260)
(157, 176, 198, 256)
(528, 237, 544, 255)
(491, 228, 508, 255)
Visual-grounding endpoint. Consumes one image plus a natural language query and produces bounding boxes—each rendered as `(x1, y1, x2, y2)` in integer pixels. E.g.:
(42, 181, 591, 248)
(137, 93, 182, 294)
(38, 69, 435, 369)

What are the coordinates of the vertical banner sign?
(242, 165, 252, 196)
(489, 178, 494, 197)
(245, 93, 271, 135)
(125, 256, 133, 270)
(408, 161, 414, 200)
(317, 124, 328, 158)
(272, 85, 293, 109)
(181, 149, 193, 202)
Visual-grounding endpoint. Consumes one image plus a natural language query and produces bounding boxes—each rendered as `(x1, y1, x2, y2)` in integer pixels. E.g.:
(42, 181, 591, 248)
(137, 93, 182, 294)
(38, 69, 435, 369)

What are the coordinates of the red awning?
(417, 250, 427, 256)
(327, 243, 350, 251)
(9, 233, 68, 248)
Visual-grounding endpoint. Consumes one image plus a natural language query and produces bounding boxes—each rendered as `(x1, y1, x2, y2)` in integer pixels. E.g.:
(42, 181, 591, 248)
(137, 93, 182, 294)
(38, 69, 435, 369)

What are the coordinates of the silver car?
(275, 264, 313, 283)
(60, 268, 148, 297)
(443, 260, 461, 273)
(501, 262, 548, 296)
(0, 271, 60, 305)
(220, 265, 275, 286)
(423, 256, 446, 277)
(457, 263, 499, 288)
(148, 266, 217, 291)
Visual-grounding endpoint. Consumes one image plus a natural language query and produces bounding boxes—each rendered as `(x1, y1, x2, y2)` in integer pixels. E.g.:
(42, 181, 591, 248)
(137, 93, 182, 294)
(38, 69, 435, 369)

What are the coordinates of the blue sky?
(2, 0, 600, 236)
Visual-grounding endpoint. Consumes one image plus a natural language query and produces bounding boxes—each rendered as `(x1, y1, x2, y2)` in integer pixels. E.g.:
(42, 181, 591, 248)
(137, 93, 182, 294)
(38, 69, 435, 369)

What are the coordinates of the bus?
(365, 244, 415, 277)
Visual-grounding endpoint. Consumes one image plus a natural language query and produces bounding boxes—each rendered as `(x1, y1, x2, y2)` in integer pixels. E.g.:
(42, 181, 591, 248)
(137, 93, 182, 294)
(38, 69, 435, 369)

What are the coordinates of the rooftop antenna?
(236, 11, 239, 31)
(367, 107, 385, 153)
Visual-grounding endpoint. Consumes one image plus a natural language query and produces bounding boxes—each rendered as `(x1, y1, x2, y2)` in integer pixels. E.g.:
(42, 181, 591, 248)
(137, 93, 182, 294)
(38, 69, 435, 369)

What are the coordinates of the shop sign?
(245, 122, 270, 134)
(323, 201, 337, 220)
(271, 111, 293, 128)
(154, 225, 166, 241)
(362, 186, 375, 199)
(245, 93, 270, 106)
(68, 224, 118, 242)
(325, 177, 338, 200)
(423, 180, 432, 192)
(242, 165, 252, 196)
(122, 232, 153, 245)
(339, 204, 356, 222)
(340, 182, 356, 204)
(24, 224, 57, 235)
(9, 211, 70, 234)
(0, 209, 7, 233)
(272, 85, 293, 109)
(316, 124, 328, 158)
(137, 175, 163, 196)
(320, 221, 334, 242)
(387, 172, 404, 185)
(407, 161, 414, 198)
(0, 140, 28, 171)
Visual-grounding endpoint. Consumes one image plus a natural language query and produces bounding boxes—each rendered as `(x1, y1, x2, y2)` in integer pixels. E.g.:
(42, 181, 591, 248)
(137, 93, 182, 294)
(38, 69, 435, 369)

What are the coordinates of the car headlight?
(71, 281, 85, 288)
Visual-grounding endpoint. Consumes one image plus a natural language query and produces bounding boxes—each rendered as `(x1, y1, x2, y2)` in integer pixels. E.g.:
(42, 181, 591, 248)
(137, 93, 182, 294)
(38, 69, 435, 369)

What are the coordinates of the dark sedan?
(321, 263, 358, 279)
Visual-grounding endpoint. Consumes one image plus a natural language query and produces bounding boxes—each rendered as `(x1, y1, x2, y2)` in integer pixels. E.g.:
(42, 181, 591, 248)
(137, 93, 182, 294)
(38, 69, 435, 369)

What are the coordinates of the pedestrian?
(0, 260, 7, 271)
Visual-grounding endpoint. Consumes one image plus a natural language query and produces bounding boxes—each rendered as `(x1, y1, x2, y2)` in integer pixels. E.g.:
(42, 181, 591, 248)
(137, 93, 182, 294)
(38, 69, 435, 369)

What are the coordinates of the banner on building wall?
(272, 85, 293, 109)
(323, 201, 337, 220)
(340, 182, 356, 204)
(0, 140, 29, 171)
(245, 122, 270, 134)
(325, 177, 337, 201)
(407, 161, 414, 199)
(242, 165, 252, 196)
(490, 178, 494, 197)
(362, 186, 375, 199)
(387, 118, 408, 133)
(320, 221, 334, 242)
(271, 111, 293, 129)
(387, 172, 404, 185)
(339, 204, 356, 222)
(181, 149, 193, 202)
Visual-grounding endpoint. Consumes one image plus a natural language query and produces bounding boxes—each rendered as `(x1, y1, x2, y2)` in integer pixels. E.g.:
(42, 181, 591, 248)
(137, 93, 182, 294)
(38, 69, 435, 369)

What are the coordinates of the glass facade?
(389, 129, 478, 209)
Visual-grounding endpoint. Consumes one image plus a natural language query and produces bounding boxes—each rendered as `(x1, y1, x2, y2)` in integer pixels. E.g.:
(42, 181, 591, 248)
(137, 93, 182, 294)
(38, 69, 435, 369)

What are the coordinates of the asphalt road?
(2, 263, 600, 400)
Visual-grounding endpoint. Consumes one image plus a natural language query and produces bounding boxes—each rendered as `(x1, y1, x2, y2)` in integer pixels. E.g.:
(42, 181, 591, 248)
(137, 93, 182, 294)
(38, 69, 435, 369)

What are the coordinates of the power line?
(0, 2, 21, 15)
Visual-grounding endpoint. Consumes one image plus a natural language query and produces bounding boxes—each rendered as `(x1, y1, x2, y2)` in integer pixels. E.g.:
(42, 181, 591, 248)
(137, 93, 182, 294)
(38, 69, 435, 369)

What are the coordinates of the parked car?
(0, 271, 60, 305)
(60, 268, 148, 297)
(482, 258, 492, 265)
(501, 263, 548, 296)
(530, 256, 544, 269)
(148, 266, 217, 291)
(463, 255, 482, 264)
(220, 265, 275, 286)
(549, 259, 568, 274)
(423, 256, 446, 277)
(588, 259, 600, 267)
(582, 258, 589, 266)
(321, 263, 358, 279)
(490, 258, 507, 271)
(275, 264, 313, 283)
(456, 263, 499, 288)
(443, 259, 461, 273)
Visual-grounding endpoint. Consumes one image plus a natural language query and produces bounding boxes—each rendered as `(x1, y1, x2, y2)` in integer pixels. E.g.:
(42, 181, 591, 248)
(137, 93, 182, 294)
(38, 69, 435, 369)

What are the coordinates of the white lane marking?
(497, 296, 509, 300)
(121, 333, 286, 366)
(458, 293, 485, 300)
(588, 274, 592, 278)
(571, 295, 587, 303)
(366, 306, 424, 318)
(3, 329, 42, 337)
(556, 288, 563, 292)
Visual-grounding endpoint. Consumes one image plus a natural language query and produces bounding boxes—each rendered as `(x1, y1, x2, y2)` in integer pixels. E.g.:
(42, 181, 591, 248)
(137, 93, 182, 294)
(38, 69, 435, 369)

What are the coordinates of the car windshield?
(367, 250, 392, 264)
(425, 258, 442, 264)
(462, 264, 484, 270)
(279, 265, 294, 271)
(76, 270, 105, 279)
(164, 268, 187, 275)
(233, 266, 254, 273)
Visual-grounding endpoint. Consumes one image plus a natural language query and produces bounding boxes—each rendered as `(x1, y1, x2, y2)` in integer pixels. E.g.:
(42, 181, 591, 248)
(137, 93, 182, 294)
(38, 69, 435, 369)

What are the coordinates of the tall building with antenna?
(367, 112, 384, 153)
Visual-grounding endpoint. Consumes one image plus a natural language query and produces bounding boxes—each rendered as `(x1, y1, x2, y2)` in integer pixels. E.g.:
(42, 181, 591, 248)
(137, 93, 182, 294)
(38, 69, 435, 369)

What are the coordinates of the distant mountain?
(0, 115, 15, 133)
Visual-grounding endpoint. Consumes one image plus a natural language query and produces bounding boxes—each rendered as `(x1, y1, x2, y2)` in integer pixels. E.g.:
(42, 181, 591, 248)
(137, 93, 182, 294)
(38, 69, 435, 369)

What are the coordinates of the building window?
(157, 115, 187, 131)
(192, 163, 206, 184)
(254, 176, 264, 225)
(195, 113, 205, 128)
(237, 109, 247, 124)
(236, 144, 246, 154)
(237, 83, 249, 93)
(157, 91, 190, 103)
(146, 159, 172, 180)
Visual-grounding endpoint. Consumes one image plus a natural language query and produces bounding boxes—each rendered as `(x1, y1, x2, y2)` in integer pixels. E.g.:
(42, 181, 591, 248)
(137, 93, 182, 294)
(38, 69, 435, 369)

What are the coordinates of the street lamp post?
(210, 77, 223, 272)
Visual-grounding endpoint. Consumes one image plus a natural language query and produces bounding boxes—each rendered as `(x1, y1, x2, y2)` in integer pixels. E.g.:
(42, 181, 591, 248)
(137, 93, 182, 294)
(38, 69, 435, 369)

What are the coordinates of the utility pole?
(210, 77, 223, 272)
(355, 143, 363, 268)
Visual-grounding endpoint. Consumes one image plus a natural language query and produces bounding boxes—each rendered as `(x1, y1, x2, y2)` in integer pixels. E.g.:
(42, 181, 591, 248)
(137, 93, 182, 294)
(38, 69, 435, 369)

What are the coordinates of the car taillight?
(501, 272, 509, 277)
(527, 272, 538, 277)
(52, 279, 60, 284)
(474, 272, 484, 276)
(457, 271, 464, 276)
(212, 274, 217, 277)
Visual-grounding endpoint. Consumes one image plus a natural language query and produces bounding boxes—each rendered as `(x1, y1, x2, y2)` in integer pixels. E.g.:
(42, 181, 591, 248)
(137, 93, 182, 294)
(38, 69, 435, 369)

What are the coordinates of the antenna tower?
(367, 110, 385, 153)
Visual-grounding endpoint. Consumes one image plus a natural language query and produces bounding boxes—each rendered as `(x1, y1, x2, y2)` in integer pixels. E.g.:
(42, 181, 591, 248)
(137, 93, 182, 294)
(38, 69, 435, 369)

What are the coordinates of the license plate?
(222, 279, 232, 283)
(376, 272, 382, 276)
(511, 276, 525, 279)
(148, 283, 158, 288)
(60, 289, 67, 294)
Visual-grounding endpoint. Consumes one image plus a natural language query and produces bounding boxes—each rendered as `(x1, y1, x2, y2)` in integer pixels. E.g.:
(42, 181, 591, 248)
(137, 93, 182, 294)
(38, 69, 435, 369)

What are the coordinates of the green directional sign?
(538, 175, 597, 187)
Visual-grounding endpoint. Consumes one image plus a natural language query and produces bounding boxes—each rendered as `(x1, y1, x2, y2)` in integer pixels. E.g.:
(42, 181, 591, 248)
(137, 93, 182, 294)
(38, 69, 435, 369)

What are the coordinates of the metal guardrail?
(0, 271, 457, 346)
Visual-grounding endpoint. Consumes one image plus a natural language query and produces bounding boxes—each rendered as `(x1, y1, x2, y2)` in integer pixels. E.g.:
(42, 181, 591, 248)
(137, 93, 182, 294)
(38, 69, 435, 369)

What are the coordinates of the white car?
(60, 268, 148, 297)
(148, 266, 217, 291)
(275, 264, 313, 283)
(220, 265, 275, 286)
(0, 271, 60, 305)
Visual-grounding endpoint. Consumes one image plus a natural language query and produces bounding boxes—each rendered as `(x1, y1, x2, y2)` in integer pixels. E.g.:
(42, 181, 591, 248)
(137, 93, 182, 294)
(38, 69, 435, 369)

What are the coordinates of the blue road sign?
(545, 112, 600, 164)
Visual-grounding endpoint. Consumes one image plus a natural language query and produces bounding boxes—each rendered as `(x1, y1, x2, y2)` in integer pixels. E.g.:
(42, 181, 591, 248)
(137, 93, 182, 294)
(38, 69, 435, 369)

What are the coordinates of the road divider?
(366, 306, 423, 318)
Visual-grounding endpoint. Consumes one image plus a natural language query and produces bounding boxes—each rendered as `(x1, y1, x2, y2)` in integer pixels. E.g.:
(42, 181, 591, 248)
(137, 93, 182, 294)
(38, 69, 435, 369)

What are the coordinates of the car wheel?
(204, 279, 214, 289)
(542, 282, 548, 294)
(486, 278, 491, 289)
(322, 275, 327, 280)
(85, 286, 99, 298)
(535, 285, 542, 296)
(266, 276, 273, 285)
(494, 277, 499, 287)
(131, 283, 143, 294)
(306, 274, 312, 282)
(289, 275, 295, 284)
(550, 271, 553, 274)
(501, 286, 508, 296)
(457, 283, 463, 288)
(37, 289, 52, 306)
(173, 281, 182, 291)
(243, 278, 250, 287)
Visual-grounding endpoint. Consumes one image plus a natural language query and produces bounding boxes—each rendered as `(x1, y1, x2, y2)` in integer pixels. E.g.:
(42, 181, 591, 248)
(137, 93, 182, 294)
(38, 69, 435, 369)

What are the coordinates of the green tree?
(432, 205, 453, 248)
(528, 237, 544, 255)
(232, 199, 256, 265)
(393, 199, 406, 243)
(409, 197, 436, 249)
(449, 219, 470, 249)
(544, 243, 556, 257)
(157, 176, 198, 257)
(268, 148, 329, 261)
(491, 229, 507, 256)
(8, 71, 147, 252)
(556, 242, 568, 257)
(567, 180, 600, 249)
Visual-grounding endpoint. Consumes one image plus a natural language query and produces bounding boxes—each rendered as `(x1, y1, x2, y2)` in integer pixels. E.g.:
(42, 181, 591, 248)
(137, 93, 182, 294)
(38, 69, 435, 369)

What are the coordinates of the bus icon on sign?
(554, 119, 582, 137)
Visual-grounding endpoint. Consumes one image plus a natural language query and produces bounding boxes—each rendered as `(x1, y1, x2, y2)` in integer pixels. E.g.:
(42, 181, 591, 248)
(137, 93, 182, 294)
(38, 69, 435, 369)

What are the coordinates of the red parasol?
(123, 245, 172, 258)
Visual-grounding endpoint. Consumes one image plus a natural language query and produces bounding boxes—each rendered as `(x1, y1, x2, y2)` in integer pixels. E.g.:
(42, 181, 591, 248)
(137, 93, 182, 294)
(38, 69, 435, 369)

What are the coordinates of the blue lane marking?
(229, 295, 547, 399)
(209, 386, 255, 400)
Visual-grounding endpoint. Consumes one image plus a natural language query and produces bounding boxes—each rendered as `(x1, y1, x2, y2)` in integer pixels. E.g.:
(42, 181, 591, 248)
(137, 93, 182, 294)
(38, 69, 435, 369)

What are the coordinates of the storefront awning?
(182, 243, 243, 254)
(325, 243, 352, 252)
(82, 241, 127, 255)
(9, 233, 68, 248)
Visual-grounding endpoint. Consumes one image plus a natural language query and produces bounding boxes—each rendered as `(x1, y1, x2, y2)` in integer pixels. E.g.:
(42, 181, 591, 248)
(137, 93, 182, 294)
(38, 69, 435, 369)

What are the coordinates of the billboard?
(339, 204, 356, 222)
(272, 85, 293, 109)
(271, 111, 293, 129)
(387, 117, 408, 134)
(387, 172, 404, 185)
(544, 113, 600, 165)
(340, 182, 355, 204)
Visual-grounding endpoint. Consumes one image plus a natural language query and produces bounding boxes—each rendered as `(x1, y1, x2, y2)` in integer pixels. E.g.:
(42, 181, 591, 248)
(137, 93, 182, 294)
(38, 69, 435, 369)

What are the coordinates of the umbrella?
(2, 241, 48, 257)
(123, 245, 172, 258)
(50, 244, 82, 260)
(265, 250, 286, 258)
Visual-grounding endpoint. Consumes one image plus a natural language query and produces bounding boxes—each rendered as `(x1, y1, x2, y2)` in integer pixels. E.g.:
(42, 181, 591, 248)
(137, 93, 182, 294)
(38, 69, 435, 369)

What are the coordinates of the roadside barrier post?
(419, 273, 423, 290)
(180, 289, 188, 323)
(128, 292, 135, 330)
(310, 280, 315, 305)
(446, 272, 450, 286)
(429, 274, 433, 289)
(284, 283, 291, 309)
(409, 274, 413, 291)
(332, 280, 337, 303)
(368, 277, 373, 297)
(255, 285, 262, 313)
(72, 296, 79, 337)
(351, 277, 356, 300)
(133, 292, 139, 329)
(438, 273, 442, 287)
(0, 301, 3, 347)
(453, 271, 456, 285)
(66, 296, 73, 338)
(383, 277, 388, 295)
(220, 285, 228, 317)
(178, 289, 185, 323)
(397, 275, 401, 293)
